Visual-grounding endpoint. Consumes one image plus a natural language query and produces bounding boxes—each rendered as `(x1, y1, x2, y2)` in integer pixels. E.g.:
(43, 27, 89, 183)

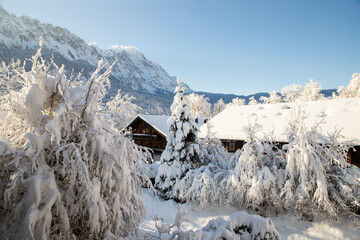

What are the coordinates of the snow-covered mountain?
(0, 5, 336, 113)
(0, 5, 182, 113)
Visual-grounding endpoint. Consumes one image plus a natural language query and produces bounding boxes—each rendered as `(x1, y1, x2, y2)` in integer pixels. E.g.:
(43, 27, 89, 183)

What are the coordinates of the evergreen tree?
(155, 79, 204, 200)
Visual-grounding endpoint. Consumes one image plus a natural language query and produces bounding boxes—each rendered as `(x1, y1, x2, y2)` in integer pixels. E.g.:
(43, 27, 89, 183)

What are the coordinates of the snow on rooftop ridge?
(134, 114, 206, 137)
(200, 98, 360, 145)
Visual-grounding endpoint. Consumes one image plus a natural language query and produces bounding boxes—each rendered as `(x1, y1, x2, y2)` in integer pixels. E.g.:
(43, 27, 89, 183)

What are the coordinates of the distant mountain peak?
(0, 5, 184, 113)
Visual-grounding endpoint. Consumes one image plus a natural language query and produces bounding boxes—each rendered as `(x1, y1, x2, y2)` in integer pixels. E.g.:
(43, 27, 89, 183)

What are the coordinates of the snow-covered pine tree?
(0, 37, 146, 239)
(154, 79, 204, 200)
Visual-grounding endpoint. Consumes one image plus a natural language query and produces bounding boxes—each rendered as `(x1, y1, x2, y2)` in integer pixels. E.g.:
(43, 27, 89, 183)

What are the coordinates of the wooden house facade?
(125, 115, 207, 155)
(125, 115, 169, 154)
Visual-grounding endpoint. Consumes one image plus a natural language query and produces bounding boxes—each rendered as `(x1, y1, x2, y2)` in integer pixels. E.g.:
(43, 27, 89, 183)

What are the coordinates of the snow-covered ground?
(139, 189, 359, 239)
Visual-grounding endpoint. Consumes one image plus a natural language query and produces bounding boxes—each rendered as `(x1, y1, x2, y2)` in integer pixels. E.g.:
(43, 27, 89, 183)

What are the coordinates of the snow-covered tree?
(178, 122, 230, 206)
(336, 73, 360, 98)
(106, 89, 141, 130)
(201, 122, 230, 168)
(229, 122, 285, 213)
(280, 105, 360, 218)
(0, 37, 146, 239)
(281, 84, 303, 102)
(260, 91, 283, 104)
(323, 130, 360, 216)
(187, 93, 211, 118)
(300, 79, 324, 101)
(212, 98, 226, 116)
(248, 96, 258, 105)
(227, 97, 246, 107)
(154, 79, 204, 200)
(178, 164, 228, 207)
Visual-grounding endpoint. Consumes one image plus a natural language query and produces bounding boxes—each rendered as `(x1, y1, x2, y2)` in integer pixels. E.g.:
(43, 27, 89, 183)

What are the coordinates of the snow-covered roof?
(128, 114, 206, 137)
(199, 98, 360, 145)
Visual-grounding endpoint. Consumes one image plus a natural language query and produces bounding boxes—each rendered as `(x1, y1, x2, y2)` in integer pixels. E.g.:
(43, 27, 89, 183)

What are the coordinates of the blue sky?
(1, 0, 359, 95)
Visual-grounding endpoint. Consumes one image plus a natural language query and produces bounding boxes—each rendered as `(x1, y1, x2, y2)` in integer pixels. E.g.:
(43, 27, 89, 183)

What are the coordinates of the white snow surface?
(199, 98, 360, 144)
(128, 115, 206, 137)
(139, 189, 360, 240)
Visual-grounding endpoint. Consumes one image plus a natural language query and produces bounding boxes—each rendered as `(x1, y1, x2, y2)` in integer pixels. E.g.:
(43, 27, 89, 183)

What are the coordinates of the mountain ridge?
(0, 5, 337, 113)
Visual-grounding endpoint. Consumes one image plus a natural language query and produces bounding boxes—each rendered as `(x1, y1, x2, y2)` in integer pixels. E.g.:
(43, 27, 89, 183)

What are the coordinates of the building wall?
(127, 117, 167, 152)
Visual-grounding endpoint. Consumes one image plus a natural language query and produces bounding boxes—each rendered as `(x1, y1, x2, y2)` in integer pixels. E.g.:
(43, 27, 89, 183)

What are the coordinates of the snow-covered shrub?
(281, 105, 360, 218)
(336, 73, 360, 98)
(300, 79, 324, 101)
(260, 91, 282, 104)
(177, 122, 231, 206)
(227, 97, 246, 107)
(201, 122, 230, 169)
(0, 37, 146, 239)
(178, 164, 229, 207)
(322, 130, 360, 216)
(155, 79, 205, 200)
(248, 96, 258, 105)
(229, 122, 285, 213)
(281, 84, 303, 102)
(174, 211, 280, 240)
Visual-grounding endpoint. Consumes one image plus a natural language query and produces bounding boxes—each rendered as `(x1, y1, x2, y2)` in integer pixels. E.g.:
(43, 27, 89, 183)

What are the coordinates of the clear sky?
(1, 0, 359, 95)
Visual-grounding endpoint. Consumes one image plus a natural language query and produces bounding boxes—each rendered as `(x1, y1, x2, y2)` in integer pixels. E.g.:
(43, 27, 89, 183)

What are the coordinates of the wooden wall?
(127, 117, 167, 152)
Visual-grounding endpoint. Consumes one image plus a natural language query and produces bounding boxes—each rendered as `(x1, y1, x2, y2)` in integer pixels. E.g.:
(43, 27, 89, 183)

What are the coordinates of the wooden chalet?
(199, 98, 360, 167)
(125, 115, 207, 155)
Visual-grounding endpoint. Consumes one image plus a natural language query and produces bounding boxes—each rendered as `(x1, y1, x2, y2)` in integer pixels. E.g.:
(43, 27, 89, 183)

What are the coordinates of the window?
(229, 142, 236, 152)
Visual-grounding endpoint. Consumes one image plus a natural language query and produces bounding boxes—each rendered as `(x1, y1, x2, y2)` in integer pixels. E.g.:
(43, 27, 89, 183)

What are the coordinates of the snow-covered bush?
(260, 91, 282, 104)
(336, 73, 360, 98)
(178, 164, 229, 207)
(300, 79, 324, 101)
(177, 122, 232, 206)
(201, 122, 230, 169)
(321, 130, 360, 216)
(227, 97, 246, 107)
(228, 123, 285, 213)
(155, 80, 205, 200)
(0, 37, 146, 239)
(169, 211, 280, 240)
(281, 105, 360, 218)
(281, 84, 303, 102)
(248, 96, 258, 105)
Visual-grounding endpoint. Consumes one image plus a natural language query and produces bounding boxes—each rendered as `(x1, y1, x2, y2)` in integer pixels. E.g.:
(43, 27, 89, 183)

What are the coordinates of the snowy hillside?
(0, 5, 180, 113)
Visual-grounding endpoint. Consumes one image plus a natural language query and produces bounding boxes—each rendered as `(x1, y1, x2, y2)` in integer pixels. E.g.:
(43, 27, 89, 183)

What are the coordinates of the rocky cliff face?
(0, 5, 182, 113)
